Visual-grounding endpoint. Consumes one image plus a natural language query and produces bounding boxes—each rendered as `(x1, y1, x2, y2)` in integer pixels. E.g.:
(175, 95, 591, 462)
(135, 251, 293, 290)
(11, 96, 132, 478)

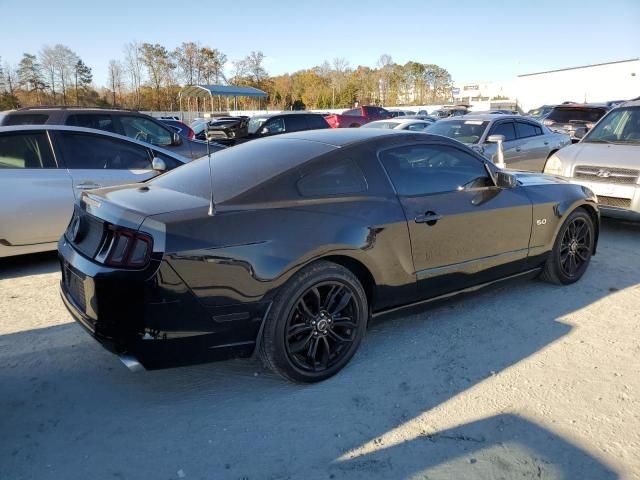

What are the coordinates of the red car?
(324, 106, 391, 128)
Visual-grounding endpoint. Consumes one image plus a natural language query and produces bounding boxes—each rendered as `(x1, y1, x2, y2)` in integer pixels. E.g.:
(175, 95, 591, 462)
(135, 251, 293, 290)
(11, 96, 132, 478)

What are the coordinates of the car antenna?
(205, 119, 216, 216)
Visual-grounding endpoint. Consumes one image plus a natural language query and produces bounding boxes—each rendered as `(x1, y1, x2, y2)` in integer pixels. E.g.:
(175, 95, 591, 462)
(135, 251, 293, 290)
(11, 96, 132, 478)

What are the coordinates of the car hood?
(510, 171, 570, 186)
(556, 142, 640, 169)
(80, 184, 209, 230)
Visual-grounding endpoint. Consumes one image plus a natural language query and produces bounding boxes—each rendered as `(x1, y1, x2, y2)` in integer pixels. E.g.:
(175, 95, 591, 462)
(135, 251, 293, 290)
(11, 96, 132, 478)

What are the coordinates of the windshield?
(547, 107, 606, 124)
(583, 107, 640, 145)
(425, 120, 489, 144)
(248, 117, 268, 134)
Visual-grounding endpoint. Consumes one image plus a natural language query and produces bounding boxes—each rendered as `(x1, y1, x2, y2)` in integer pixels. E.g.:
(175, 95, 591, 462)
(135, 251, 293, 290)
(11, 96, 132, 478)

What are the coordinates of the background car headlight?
(544, 154, 564, 176)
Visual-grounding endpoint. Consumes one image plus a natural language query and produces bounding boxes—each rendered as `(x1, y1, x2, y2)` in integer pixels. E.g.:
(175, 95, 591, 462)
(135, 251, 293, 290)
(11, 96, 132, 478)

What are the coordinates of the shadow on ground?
(1, 219, 637, 479)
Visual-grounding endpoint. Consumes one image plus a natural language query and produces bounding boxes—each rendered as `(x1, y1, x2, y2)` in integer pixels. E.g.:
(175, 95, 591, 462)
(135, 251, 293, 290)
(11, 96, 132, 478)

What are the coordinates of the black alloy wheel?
(541, 208, 595, 285)
(285, 282, 360, 373)
(259, 261, 368, 383)
(559, 216, 592, 279)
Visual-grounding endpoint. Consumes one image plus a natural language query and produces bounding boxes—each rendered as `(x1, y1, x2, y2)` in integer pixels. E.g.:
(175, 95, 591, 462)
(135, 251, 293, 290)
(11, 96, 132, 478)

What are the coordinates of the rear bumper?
(58, 237, 268, 370)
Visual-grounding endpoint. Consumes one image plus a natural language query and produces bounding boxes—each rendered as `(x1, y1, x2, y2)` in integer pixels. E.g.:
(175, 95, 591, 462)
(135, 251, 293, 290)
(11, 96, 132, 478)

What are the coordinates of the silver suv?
(1, 107, 222, 159)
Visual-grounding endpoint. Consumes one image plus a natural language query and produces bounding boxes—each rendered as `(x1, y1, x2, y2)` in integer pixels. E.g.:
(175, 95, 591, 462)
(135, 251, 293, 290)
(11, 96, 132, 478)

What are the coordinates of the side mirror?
(171, 132, 183, 146)
(259, 126, 269, 135)
(574, 129, 586, 140)
(486, 134, 506, 168)
(151, 157, 167, 172)
(496, 171, 517, 189)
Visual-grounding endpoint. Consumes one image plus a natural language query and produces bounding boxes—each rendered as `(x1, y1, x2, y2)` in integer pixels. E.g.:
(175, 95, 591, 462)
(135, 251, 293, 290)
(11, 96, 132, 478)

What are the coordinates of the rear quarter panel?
(159, 196, 416, 312)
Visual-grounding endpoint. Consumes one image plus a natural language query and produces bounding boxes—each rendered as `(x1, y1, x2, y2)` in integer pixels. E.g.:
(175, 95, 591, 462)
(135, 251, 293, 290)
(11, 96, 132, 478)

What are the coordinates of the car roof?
(252, 111, 324, 119)
(0, 124, 188, 161)
(619, 99, 640, 108)
(440, 113, 521, 122)
(274, 126, 436, 147)
(367, 118, 427, 125)
(551, 103, 609, 109)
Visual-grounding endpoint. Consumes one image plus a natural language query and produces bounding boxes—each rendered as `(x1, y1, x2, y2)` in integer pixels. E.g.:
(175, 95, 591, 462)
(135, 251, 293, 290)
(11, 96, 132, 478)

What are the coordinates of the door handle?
(544, 141, 549, 145)
(415, 212, 442, 226)
(75, 183, 101, 190)
(515, 147, 521, 152)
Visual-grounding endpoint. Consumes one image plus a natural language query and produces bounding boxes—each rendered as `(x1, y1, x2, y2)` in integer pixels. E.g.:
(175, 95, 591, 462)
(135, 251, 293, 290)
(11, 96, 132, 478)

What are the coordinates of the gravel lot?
(1, 218, 639, 480)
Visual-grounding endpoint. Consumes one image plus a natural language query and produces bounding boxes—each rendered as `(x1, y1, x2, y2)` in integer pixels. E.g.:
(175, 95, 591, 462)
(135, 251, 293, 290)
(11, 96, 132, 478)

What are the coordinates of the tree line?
(0, 42, 455, 112)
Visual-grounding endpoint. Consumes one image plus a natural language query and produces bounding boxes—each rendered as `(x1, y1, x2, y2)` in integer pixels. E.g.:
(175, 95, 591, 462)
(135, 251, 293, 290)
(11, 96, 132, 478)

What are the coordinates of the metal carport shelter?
(178, 84, 268, 114)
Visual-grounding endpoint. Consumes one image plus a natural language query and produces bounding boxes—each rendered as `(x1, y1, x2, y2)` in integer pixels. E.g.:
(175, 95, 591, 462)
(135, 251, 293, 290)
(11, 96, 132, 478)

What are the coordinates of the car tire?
(540, 208, 595, 285)
(258, 261, 368, 383)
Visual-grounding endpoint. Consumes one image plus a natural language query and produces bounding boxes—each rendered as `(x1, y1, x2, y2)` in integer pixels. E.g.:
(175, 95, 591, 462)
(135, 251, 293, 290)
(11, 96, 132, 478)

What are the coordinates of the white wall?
(515, 60, 640, 111)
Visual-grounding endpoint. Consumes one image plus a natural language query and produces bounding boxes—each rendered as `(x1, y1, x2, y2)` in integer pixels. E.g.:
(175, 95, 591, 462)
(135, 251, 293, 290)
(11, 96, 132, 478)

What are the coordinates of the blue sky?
(1, 0, 638, 87)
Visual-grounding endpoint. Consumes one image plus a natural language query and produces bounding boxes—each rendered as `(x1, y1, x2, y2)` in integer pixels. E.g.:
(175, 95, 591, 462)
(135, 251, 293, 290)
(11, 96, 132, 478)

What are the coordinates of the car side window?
(343, 109, 361, 117)
(297, 159, 367, 197)
(3, 114, 50, 126)
(119, 115, 172, 146)
(406, 123, 428, 131)
(66, 114, 116, 133)
(516, 121, 541, 139)
(380, 144, 491, 196)
(0, 132, 56, 169)
(263, 117, 286, 134)
(57, 133, 152, 170)
(284, 115, 308, 132)
(307, 115, 330, 129)
(489, 121, 517, 142)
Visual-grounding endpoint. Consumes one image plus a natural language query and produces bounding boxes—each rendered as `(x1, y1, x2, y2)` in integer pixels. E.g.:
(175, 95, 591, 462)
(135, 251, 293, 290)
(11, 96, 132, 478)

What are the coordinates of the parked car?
(402, 114, 438, 122)
(1, 107, 224, 159)
(324, 106, 391, 128)
(362, 118, 433, 131)
(526, 105, 555, 119)
(199, 116, 250, 144)
(0, 125, 192, 257)
(542, 104, 610, 142)
(544, 100, 640, 220)
(158, 119, 196, 140)
(426, 114, 571, 171)
(430, 107, 469, 118)
(59, 128, 598, 383)
(240, 112, 330, 141)
(388, 110, 417, 118)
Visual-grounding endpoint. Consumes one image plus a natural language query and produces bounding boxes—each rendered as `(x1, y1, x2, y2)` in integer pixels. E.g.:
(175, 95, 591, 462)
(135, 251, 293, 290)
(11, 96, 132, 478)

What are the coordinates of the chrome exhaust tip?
(119, 354, 145, 373)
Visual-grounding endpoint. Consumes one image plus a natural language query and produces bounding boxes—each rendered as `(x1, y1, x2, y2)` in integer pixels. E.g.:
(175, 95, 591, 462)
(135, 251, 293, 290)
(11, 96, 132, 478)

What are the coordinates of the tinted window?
(585, 107, 640, 144)
(58, 133, 151, 170)
(262, 117, 285, 134)
(3, 114, 49, 126)
(406, 122, 429, 131)
(151, 151, 182, 170)
(516, 122, 542, 138)
(298, 159, 367, 197)
(0, 132, 56, 169)
(66, 114, 116, 133)
(306, 114, 330, 129)
(343, 109, 361, 117)
(151, 138, 335, 202)
(380, 144, 490, 196)
(119, 115, 172, 146)
(490, 121, 517, 141)
(546, 107, 607, 123)
(284, 115, 308, 132)
(426, 120, 489, 144)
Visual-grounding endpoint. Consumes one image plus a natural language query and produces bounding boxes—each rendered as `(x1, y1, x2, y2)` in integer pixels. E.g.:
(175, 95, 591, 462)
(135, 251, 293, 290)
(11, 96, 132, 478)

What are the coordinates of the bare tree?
(244, 51, 268, 85)
(40, 45, 58, 102)
(174, 41, 200, 86)
(376, 54, 394, 105)
(140, 43, 175, 110)
(48, 45, 79, 105)
(124, 41, 143, 108)
(17, 53, 46, 104)
(199, 47, 227, 84)
(107, 60, 124, 106)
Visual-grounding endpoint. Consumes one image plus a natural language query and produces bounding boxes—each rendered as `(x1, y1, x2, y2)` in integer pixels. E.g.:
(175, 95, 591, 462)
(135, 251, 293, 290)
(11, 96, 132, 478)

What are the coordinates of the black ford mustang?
(59, 129, 599, 383)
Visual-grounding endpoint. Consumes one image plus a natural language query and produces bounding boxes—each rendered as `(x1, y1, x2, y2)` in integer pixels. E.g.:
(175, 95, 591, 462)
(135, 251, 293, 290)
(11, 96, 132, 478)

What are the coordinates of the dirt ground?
(1, 218, 639, 480)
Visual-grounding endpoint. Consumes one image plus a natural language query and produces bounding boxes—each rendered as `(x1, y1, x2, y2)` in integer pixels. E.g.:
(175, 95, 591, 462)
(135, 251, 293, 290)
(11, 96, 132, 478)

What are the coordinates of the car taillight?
(101, 227, 153, 268)
(187, 128, 195, 140)
(543, 119, 554, 126)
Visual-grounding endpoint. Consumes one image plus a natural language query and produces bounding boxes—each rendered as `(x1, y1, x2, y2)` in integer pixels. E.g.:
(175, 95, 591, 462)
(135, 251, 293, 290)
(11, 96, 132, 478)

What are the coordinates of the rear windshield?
(425, 120, 489, 144)
(547, 107, 607, 124)
(150, 137, 336, 203)
(3, 113, 49, 126)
